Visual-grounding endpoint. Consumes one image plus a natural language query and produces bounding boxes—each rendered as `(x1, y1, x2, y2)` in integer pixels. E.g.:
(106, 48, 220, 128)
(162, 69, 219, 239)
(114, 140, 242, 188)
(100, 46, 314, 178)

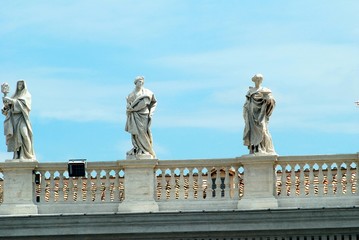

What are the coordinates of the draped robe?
(125, 88, 157, 157)
(243, 86, 276, 155)
(3, 82, 36, 159)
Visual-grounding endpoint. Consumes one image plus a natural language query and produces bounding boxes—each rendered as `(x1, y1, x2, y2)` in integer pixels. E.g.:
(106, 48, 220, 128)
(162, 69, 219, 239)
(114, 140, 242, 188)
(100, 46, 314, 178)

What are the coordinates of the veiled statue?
(1, 80, 36, 160)
(243, 74, 276, 155)
(125, 76, 157, 159)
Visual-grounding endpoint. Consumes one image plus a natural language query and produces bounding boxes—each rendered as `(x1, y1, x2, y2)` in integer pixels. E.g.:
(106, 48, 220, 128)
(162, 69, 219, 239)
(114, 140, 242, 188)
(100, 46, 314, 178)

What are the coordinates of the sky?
(0, 1, 358, 162)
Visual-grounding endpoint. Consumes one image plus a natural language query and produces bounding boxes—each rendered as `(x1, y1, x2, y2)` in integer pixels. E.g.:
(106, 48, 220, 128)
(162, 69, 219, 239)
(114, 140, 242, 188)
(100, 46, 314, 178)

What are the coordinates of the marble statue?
(1, 80, 36, 160)
(243, 74, 276, 155)
(125, 76, 157, 159)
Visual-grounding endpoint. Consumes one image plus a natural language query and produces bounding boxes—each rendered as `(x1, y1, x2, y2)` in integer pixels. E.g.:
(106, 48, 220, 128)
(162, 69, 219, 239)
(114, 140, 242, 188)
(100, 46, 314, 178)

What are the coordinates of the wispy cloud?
(0, 1, 182, 47)
(0, 1, 358, 138)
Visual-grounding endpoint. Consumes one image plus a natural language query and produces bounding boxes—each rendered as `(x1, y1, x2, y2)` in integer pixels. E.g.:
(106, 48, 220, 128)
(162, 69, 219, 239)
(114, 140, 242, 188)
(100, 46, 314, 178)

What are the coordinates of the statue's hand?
(3, 96, 13, 104)
(1, 108, 8, 116)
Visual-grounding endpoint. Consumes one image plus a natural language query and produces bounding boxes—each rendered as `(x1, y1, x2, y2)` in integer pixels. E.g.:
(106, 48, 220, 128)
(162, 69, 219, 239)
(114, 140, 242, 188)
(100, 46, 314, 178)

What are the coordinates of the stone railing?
(35, 162, 125, 204)
(0, 153, 358, 215)
(275, 154, 359, 208)
(0, 170, 3, 205)
(155, 158, 244, 211)
(34, 162, 125, 214)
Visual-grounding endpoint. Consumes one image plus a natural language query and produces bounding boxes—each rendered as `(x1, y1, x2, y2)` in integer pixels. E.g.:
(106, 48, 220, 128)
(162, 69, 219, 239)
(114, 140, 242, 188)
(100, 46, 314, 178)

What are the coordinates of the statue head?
(17, 80, 25, 91)
(252, 74, 263, 85)
(134, 76, 145, 85)
(13, 80, 28, 97)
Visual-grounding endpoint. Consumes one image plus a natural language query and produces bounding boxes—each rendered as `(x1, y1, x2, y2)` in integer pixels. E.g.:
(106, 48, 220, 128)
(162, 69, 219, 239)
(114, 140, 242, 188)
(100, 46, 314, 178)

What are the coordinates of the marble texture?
(125, 76, 157, 159)
(243, 74, 276, 155)
(1, 80, 36, 160)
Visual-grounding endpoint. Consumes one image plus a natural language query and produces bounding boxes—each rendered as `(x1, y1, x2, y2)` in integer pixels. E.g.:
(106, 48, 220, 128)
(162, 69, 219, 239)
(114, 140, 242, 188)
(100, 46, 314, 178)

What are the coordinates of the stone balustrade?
(0, 153, 358, 215)
(275, 154, 359, 208)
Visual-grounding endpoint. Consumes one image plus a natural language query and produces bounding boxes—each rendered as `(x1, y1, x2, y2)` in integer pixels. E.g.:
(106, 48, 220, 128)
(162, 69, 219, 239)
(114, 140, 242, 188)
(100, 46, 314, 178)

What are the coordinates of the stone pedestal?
(126, 154, 154, 160)
(238, 154, 278, 210)
(118, 159, 159, 213)
(0, 159, 39, 215)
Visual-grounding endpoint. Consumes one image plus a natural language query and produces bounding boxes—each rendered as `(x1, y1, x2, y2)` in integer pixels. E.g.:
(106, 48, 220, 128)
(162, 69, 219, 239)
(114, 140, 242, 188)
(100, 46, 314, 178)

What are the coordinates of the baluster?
(62, 174, 69, 202)
(0, 173, 3, 204)
(40, 170, 47, 203)
(93, 172, 99, 202)
(119, 169, 125, 202)
(356, 163, 359, 195)
(327, 165, 334, 196)
(351, 162, 358, 195)
(113, 169, 120, 202)
(77, 175, 84, 202)
(206, 167, 212, 200)
(345, 161, 351, 195)
(322, 164, 329, 195)
(323, 165, 330, 196)
(337, 163, 344, 196)
(178, 167, 185, 200)
(284, 164, 290, 196)
(98, 172, 103, 202)
(333, 166, 339, 196)
(83, 172, 89, 202)
(164, 169, 171, 200)
(317, 164, 324, 196)
(197, 168, 204, 199)
(82, 177, 88, 202)
(308, 164, 315, 196)
(280, 164, 286, 197)
(210, 167, 216, 199)
(100, 170, 107, 202)
(215, 167, 221, 199)
(83, 170, 89, 202)
(239, 167, 245, 198)
(43, 171, 50, 203)
(111, 170, 116, 202)
(48, 171, 55, 203)
(235, 166, 242, 200)
(159, 169, 166, 200)
(289, 165, 296, 197)
(104, 170, 111, 202)
(155, 169, 161, 201)
(188, 168, 194, 200)
(87, 169, 93, 202)
(57, 170, 64, 202)
(110, 170, 115, 202)
(346, 162, 351, 194)
(224, 167, 230, 199)
(53, 171, 60, 202)
(94, 170, 101, 202)
(169, 169, 176, 200)
(298, 164, 306, 197)
(273, 165, 279, 197)
(342, 162, 349, 195)
(72, 177, 78, 202)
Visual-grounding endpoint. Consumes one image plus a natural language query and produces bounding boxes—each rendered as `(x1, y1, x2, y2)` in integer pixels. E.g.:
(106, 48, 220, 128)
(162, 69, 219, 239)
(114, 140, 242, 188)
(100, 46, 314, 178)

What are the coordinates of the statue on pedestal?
(125, 76, 157, 159)
(243, 74, 276, 155)
(1, 80, 36, 160)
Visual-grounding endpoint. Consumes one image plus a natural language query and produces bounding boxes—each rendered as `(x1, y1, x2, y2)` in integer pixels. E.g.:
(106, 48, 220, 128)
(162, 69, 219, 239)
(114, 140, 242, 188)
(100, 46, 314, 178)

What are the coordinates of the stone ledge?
(1, 207, 359, 239)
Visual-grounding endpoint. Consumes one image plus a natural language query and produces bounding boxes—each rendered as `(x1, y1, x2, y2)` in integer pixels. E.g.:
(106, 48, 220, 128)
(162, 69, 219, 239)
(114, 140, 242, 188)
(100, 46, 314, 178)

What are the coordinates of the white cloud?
(33, 79, 129, 122)
(0, 1, 181, 46)
(0, 1, 358, 137)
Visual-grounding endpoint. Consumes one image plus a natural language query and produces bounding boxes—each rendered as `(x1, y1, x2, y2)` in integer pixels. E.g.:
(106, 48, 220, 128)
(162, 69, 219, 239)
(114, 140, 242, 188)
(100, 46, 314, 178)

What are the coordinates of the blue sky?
(0, 1, 358, 162)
